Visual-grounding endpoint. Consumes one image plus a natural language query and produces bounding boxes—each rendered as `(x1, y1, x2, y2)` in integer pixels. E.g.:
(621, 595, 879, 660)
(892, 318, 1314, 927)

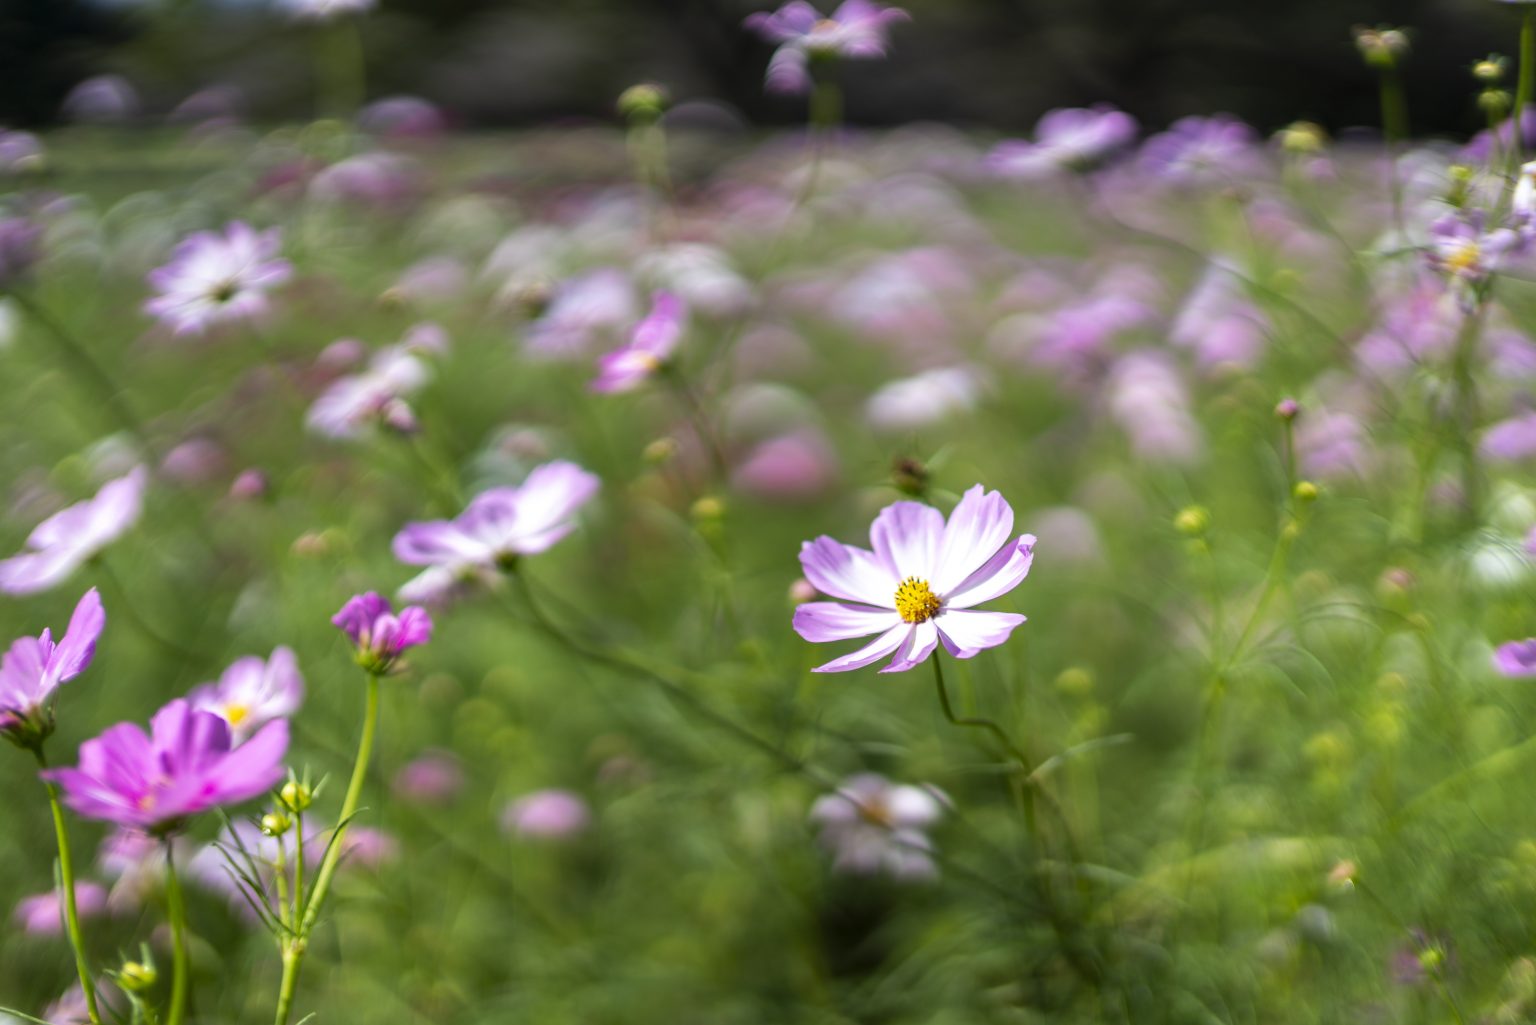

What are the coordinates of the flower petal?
(812, 622, 911, 673)
(933, 485, 1014, 593)
(880, 620, 940, 673)
(945, 534, 1036, 609)
(934, 609, 1027, 658)
(793, 602, 901, 643)
(870, 501, 944, 582)
(799, 536, 896, 606)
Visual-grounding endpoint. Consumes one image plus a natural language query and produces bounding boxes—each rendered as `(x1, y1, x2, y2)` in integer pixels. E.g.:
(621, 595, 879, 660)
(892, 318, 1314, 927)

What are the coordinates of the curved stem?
(165, 842, 190, 1025)
(930, 656, 1030, 768)
(35, 749, 101, 1025)
(276, 672, 380, 1025)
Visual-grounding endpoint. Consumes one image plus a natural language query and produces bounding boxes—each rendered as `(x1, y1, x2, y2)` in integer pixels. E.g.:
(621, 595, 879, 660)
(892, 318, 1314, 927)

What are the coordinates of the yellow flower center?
(894, 577, 941, 624)
(856, 795, 894, 827)
(223, 703, 250, 727)
(1445, 240, 1481, 276)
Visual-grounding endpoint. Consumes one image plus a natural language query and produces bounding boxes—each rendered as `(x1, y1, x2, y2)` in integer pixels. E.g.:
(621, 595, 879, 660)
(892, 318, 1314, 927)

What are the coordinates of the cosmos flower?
(305, 338, 434, 439)
(745, 0, 910, 94)
(986, 105, 1139, 179)
(188, 647, 304, 744)
(0, 467, 147, 595)
(332, 592, 432, 674)
(393, 460, 601, 591)
(1137, 115, 1263, 186)
(0, 588, 104, 746)
(809, 773, 947, 879)
(144, 222, 292, 336)
(591, 291, 686, 393)
(1493, 638, 1536, 677)
(793, 485, 1034, 673)
(393, 749, 464, 803)
(42, 699, 289, 835)
(13, 883, 108, 936)
(525, 269, 639, 358)
(865, 366, 984, 432)
(1426, 212, 1521, 296)
(502, 789, 591, 839)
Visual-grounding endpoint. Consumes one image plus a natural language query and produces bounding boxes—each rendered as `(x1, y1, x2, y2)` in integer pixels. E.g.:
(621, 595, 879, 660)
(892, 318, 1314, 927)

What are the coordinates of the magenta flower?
(591, 291, 686, 393)
(809, 773, 947, 879)
(393, 460, 600, 593)
(42, 699, 289, 835)
(144, 222, 292, 336)
(332, 592, 432, 673)
(0, 466, 147, 595)
(393, 749, 465, 803)
(1493, 639, 1536, 677)
(745, 0, 910, 94)
(13, 882, 108, 936)
(794, 485, 1035, 673)
(0, 588, 104, 746)
(188, 647, 304, 744)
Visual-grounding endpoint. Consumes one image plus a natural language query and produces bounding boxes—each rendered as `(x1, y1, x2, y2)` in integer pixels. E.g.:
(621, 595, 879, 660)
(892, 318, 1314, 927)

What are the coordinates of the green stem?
(277, 672, 380, 1025)
(1449, 304, 1488, 533)
(165, 843, 190, 1025)
(35, 749, 101, 1025)
(931, 656, 1031, 768)
(1519, 9, 1535, 167)
(1379, 67, 1407, 238)
(292, 810, 305, 929)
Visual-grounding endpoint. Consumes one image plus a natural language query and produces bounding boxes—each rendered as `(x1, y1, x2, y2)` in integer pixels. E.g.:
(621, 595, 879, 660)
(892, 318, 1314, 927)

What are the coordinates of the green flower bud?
(261, 811, 292, 837)
(279, 780, 313, 813)
(1174, 505, 1210, 537)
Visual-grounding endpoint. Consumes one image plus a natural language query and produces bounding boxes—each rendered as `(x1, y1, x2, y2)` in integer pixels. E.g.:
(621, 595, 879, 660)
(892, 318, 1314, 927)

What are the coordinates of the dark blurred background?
(0, 0, 1528, 136)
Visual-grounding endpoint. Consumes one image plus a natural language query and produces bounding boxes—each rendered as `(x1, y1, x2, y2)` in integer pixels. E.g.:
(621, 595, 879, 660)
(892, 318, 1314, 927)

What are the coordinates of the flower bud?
(1174, 505, 1210, 537)
(1480, 89, 1512, 118)
(261, 811, 292, 837)
(1293, 480, 1319, 503)
(891, 456, 929, 498)
(1473, 56, 1507, 84)
(280, 779, 313, 812)
(1274, 397, 1300, 421)
(788, 578, 817, 605)
(617, 83, 669, 123)
(1275, 122, 1326, 156)
(642, 437, 678, 464)
(116, 960, 157, 993)
(1054, 666, 1095, 698)
(690, 495, 725, 522)
(1354, 26, 1409, 69)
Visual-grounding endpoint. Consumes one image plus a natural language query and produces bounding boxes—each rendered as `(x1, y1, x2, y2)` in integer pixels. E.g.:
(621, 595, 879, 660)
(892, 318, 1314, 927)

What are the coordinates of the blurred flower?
(393, 749, 465, 803)
(525, 269, 639, 358)
(0, 216, 42, 287)
(359, 95, 447, 139)
(1106, 351, 1204, 464)
(333, 593, 432, 674)
(309, 153, 418, 208)
(1494, 638, 1536, 677)
(1427, 212, 1521, 301)
(188, 647, 304, 744)
(591, 291, 686, 393)
(144, 223, 292, 337)
(635, 244, 753, 316)
(0, 129, 44, 173)
(986, 105, 1138, 179)
(1169, 259, 1270, 370)
(160, 438, 228, 485)
(794, 485, 1034, 673)
(62, 75, 139, 124)
(393, 460, 600, 592)
(0, 588, 103, 748)
(1137, 115, 1262, 186)
(865, 366, 983, 432)
(306, 338, 432, 439)
(42, 699, 288, 835)
(0, 466, 147, 595)
(809, 773, 946, 879)
(1390, 928, 1454, 987)
(1354, 26, 1409, 68)
(276, 0, 375, 19)
(732, 430, 841, 501)
(745, 0, 910, 94)
(13, 883, 107, 936)
(502, 789, 591, 839)
(228, 469, 269, 501)
(1483, 412, 1536, 462)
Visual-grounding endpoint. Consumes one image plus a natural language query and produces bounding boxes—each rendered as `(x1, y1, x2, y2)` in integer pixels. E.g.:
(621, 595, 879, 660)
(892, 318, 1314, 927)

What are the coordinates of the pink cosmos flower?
(42, 699, 289, 835)
(13, 882, 108, 935)
(986, 105, 1139, 179)
(0, 588, 104, 744)
(0, 467, 147, 595)
(809, 773, 946, 879)
(793, 485, 1035, 673)
(746, 1, 910, 94)
(591, 291, 686, 393)
(144, 222, 292, 336)
(393, 749, 465, 803)
(305, 336, 434, 439)
(332, 592, 432, 673)
(1493, 639, 1536, 677)
(188, 647, 304, 744)
(502, 789, 591, 839)
(393, 461, 600, 593)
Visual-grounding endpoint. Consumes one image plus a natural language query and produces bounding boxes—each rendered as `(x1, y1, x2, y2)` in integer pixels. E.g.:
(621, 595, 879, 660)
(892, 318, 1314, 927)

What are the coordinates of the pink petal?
(933, 486, 1014, 593)
(879, 619, 939, 673)
(870, 501, 944, 582)
(793, 601, 901, 642)
(812, 622, 911, 673)
(799, 536, 896, 606)
(945, 534, 1036, 609)
(934, 609, 1027, 658)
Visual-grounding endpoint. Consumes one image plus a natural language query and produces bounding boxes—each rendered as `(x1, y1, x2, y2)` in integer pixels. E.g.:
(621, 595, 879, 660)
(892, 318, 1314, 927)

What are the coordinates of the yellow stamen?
(893, 577, 941, 624)
(1445, 241, 1481, 276)
(223, 703, 250, 727)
